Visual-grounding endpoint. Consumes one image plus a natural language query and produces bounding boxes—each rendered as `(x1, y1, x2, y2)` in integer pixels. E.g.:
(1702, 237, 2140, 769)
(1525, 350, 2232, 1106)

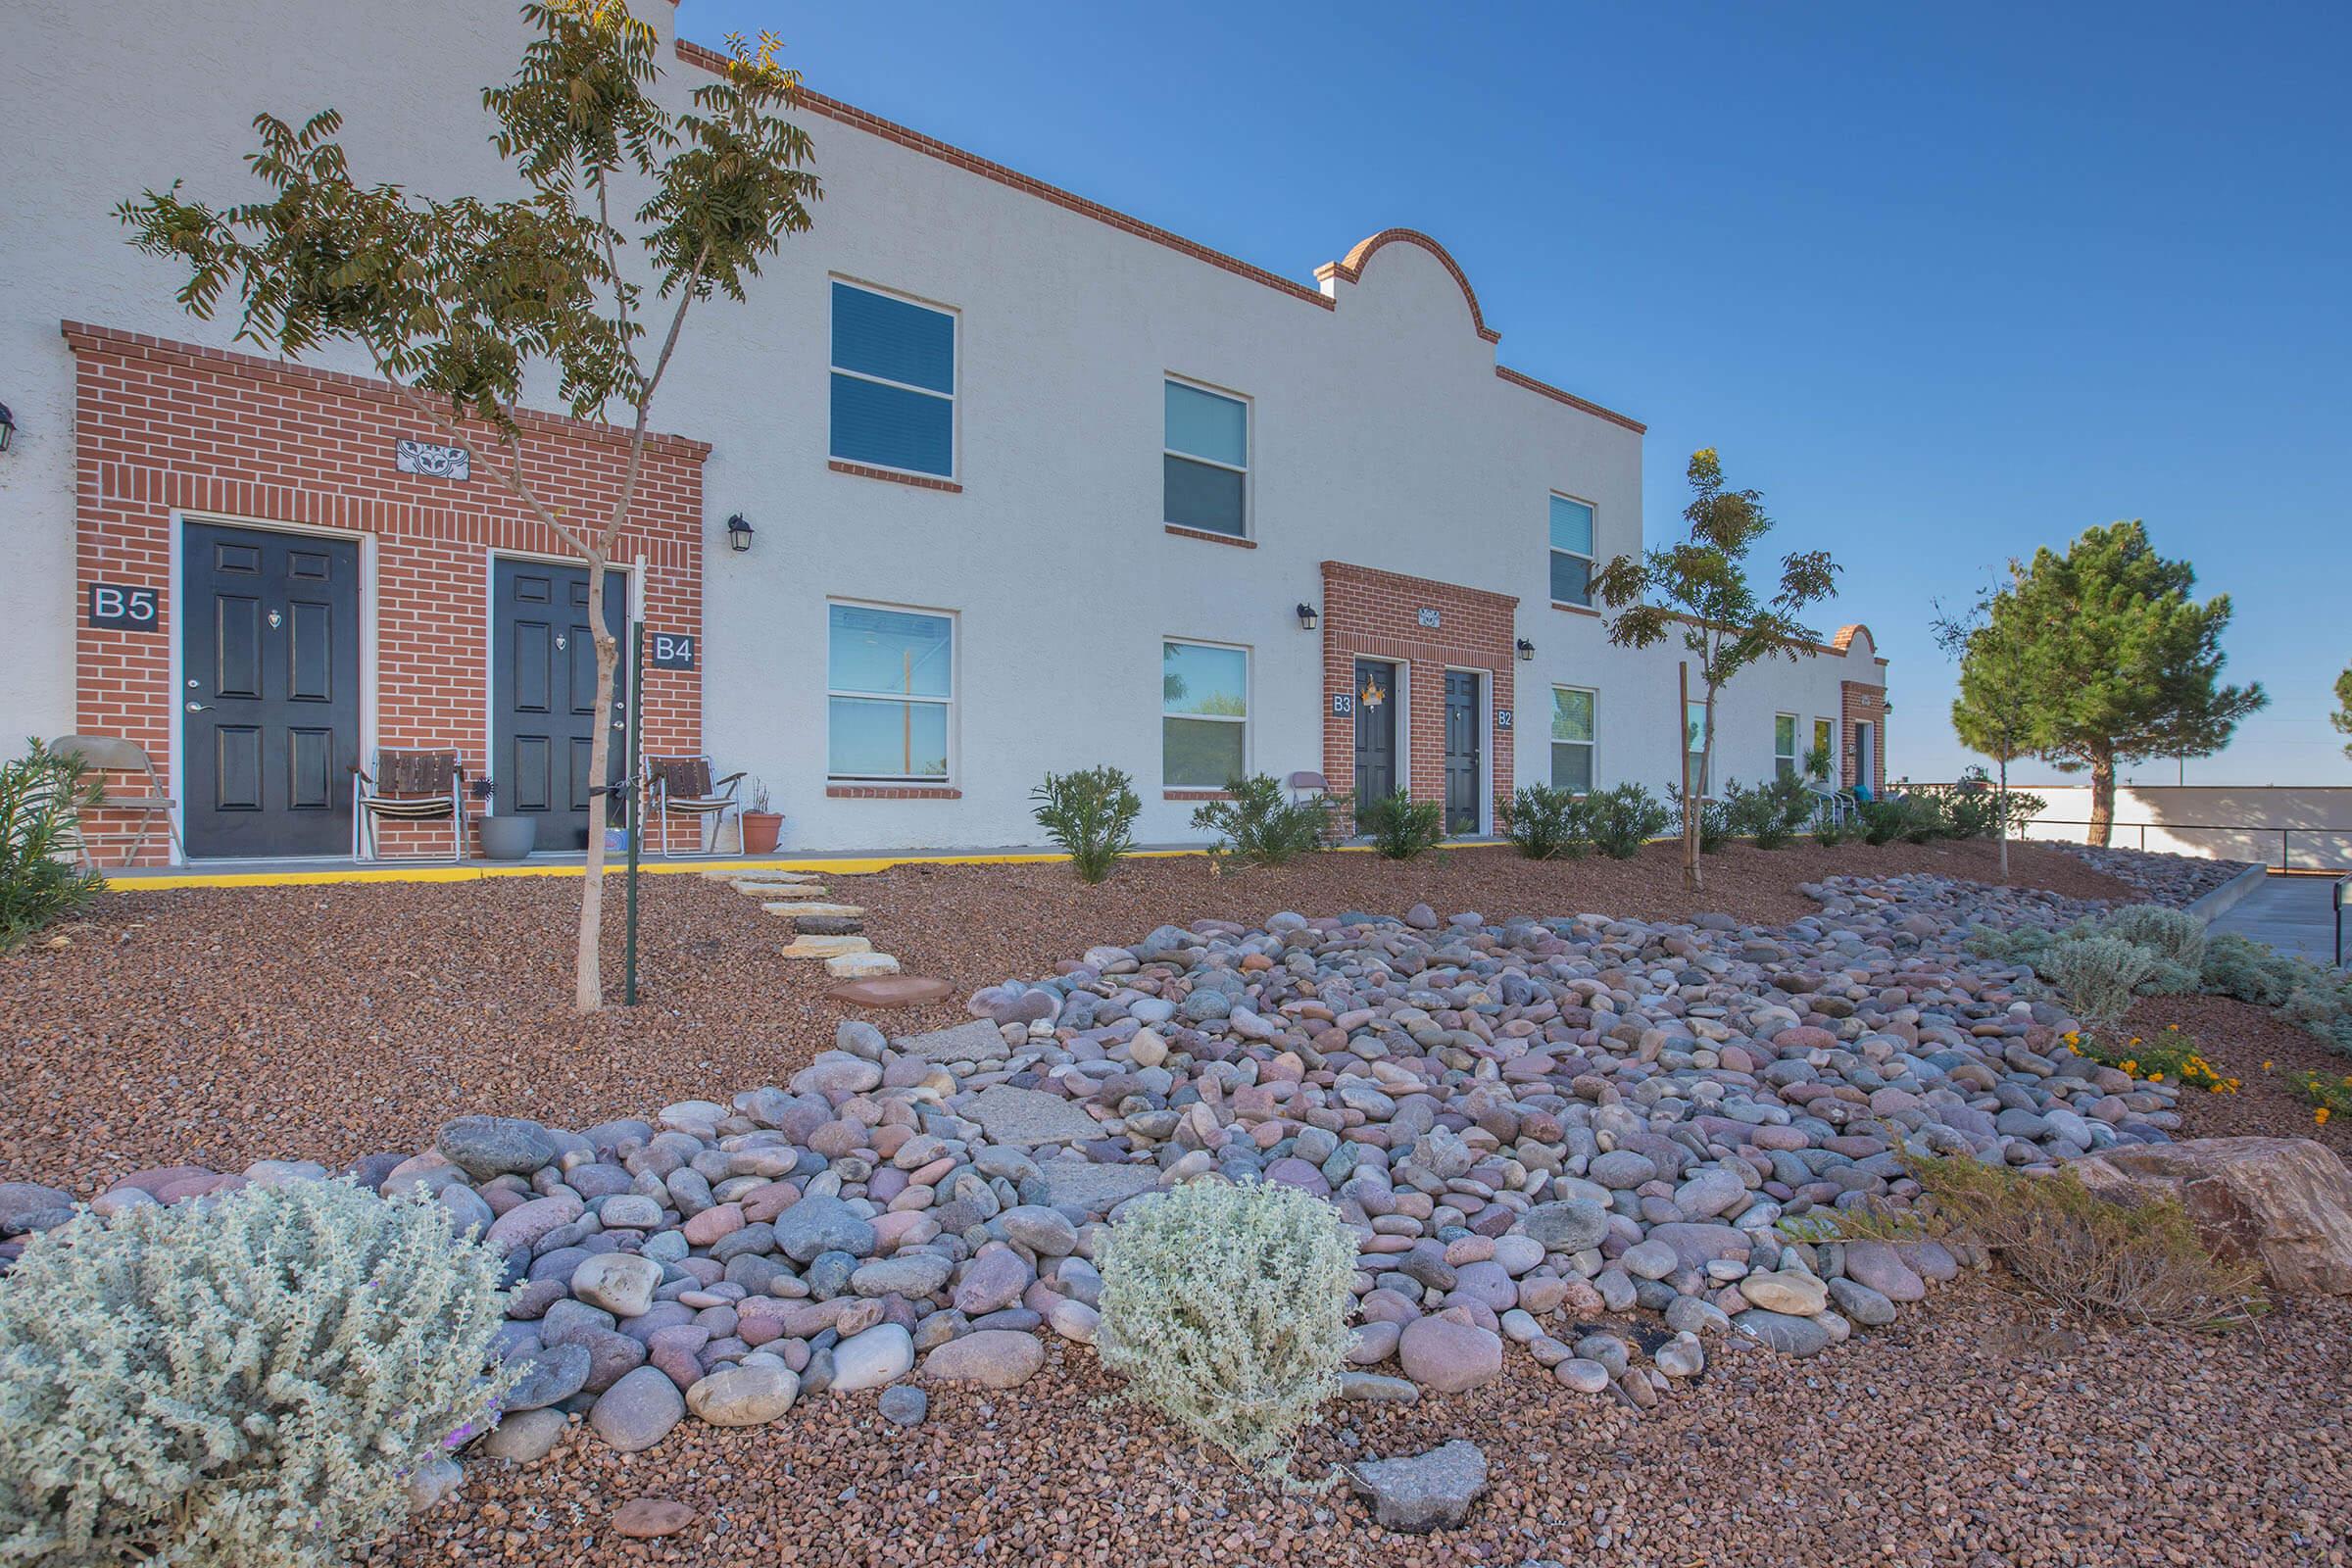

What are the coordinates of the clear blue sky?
(691, 0, 2351, 786)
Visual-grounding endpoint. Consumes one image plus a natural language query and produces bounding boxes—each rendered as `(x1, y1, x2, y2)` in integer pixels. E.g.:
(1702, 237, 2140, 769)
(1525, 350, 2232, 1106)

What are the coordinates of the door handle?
(185, 701, 211, 712)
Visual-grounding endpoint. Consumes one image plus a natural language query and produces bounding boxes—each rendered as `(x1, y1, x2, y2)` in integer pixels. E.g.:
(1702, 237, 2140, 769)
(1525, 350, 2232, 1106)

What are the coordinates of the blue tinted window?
(832, 282, 955, 393)
(831, 374, 953, 476)
(832, 283, 955, 476)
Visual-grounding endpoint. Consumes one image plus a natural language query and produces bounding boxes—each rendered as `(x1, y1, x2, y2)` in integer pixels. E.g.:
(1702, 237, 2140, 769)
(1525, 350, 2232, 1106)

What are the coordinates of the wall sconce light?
(725, 513, 755, 554)
(1296, 603, 1319, 632)
(0, 404, 15, 454)
(1516, 637, 1536, 662)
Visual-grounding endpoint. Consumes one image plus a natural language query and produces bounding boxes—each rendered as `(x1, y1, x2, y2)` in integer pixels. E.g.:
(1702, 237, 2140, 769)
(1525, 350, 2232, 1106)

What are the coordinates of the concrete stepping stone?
(705, 867, 816, 884)
(891, 1018, 1010, 1065)
(761, 902, 865, 919)
(744, 882, 830, 901)
(963, 1085, 1101, 1147)
(1038, 1161, 1158, 1211)
(825, 953, 902, 978)
(780, 935, 871, 959)
(825, 975, 956, 1008)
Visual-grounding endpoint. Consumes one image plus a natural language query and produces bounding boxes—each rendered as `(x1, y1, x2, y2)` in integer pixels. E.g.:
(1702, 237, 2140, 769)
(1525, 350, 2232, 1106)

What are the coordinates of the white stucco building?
(0, 0, 1886, 860)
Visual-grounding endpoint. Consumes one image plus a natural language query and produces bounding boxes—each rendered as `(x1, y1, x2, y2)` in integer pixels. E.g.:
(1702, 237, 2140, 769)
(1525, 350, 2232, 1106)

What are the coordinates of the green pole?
(624, 618, 644, 1006)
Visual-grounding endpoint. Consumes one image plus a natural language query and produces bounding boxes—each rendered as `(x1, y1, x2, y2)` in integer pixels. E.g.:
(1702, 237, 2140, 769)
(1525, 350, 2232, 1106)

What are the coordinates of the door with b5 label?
(180, 522, 361, 858)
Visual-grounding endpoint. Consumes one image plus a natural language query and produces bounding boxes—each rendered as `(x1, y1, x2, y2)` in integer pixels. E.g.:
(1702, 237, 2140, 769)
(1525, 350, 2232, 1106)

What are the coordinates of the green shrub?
(0, 1180, 516, 1568)
(1500, 784, 1588, 860)
(1812, 810, 1852, 848)
(1096, 1179, 1355, 1482)
(2040, 934, 2161, 1027)
(1355, 789, 1445, 860)
(1191, 775, 1327, 867)
(1725, 774, 1817, 850)
(1665, 781, 1732, 853)
(1858, 792, 1943, 846)
(0, 739, 105, 953)
(1583, 782, 1673, 859)
(1030, 764, 1142, 883)
(2100, 904, 2208, 971)
(1964, 922, 2058, 964)
(2199, 931, 2300, 1006)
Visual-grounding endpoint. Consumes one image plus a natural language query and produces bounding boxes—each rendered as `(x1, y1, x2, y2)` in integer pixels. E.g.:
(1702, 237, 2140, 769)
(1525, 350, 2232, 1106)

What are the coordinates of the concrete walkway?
(2207, 873, 2347, 968)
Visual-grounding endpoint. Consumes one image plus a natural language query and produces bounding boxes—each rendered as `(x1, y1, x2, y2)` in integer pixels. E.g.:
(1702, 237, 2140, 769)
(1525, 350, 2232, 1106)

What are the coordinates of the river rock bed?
(3, 869, 2180, 1469)
(2057, 842, 2256, 906)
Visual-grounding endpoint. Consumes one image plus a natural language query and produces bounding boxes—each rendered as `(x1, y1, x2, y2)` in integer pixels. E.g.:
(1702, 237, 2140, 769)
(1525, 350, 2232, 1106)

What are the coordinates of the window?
(1163, 640, 1249, 787)
(827, 603, 953, 780)
(1164, 379, 1248, 537)
(1775, 713, 1799, 781)
(1685, 700, 1709, 788)
(1549, 686, 1595, 793)
(1548, 494, 1595, 607)
(1812, 717, 1835, 782)
(830, 281, 955, 477)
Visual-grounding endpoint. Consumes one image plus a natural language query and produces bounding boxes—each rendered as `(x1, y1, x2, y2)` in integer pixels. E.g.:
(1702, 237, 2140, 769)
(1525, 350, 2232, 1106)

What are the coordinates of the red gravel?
(2, 839, 2128, 1190)
(2134, 993, 2352, 1159)
(364, 1276, 2352, 1568)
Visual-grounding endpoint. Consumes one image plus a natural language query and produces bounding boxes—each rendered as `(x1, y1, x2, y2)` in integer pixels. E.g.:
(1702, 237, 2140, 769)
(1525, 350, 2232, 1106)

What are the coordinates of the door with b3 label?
(180, 521, 362, 858)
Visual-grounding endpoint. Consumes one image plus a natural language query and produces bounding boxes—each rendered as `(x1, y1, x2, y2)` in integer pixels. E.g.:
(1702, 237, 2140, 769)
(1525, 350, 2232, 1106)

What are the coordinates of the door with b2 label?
(180, 522, 362, 858)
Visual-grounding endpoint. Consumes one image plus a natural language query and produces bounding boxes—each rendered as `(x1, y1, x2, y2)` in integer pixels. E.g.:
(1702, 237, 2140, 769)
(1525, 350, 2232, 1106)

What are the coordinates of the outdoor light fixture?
(0, 403, 14, 454)
(1296, 603, 1319, 631)
(725, 513, 755, 554)
(1516, 637, 1536, 661)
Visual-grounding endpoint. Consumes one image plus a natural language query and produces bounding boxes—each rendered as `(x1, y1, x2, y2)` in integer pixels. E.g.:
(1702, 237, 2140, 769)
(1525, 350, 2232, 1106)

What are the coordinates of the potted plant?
(472, 778, 537, 860)
(740, 778, 784, 856)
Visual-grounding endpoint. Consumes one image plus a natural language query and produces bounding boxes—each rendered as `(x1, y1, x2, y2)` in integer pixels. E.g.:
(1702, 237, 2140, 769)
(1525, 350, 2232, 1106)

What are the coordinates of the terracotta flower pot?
(740, 811, 784, 856)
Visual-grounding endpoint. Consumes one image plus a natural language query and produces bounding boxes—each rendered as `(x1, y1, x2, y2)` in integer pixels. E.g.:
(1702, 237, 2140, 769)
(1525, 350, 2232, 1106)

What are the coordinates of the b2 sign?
(87, 582, 160, 630)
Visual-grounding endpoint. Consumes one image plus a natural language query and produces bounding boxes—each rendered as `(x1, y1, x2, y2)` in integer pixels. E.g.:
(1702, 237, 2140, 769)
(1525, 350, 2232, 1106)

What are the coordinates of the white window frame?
(1161, 635, 1250, 787)
(1811, 715, 1837, 783)
(1162, 374, 1251, 539)
(825, 598, 957, 783)
(1774, 711, 1800, 781)
(1548, 684, 1597, 795)
(1548, 491, 1598, 609)
(828, 277, 959, 482)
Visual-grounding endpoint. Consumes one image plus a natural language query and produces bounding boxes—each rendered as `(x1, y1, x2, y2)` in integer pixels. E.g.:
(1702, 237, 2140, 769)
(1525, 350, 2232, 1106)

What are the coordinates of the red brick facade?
(64, 322, 709, 862)
(1840, 679, 1887, 793)
(1319, 562, 1518, 828)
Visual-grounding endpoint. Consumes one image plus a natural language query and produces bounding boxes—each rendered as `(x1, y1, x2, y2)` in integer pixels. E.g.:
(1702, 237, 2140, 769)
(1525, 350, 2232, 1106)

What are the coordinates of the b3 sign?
(88, 582, 160, 630)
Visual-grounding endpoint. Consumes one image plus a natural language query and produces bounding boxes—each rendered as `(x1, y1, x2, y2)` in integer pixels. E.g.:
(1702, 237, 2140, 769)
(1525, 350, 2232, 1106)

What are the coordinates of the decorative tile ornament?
(1414, 607, 1442, 628)
(395, 438, 470, 480)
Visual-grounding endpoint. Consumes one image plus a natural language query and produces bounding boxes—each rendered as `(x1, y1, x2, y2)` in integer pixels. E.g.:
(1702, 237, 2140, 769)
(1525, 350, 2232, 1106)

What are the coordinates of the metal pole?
(624, 618, 644, 1007)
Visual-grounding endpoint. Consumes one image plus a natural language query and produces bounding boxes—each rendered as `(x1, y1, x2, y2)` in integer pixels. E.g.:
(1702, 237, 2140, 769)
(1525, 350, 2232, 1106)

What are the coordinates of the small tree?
(1971, 522, 2265, 846)
(2333, 662, 2352, 761)
(1590, 449, 1838, 891)
(120, 2, 820, 1009)
(1934, 586, 2036, 882)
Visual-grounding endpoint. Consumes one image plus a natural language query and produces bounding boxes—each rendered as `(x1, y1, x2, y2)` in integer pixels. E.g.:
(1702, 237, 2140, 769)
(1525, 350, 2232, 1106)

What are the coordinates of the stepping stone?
(826, 975, 956, 1008)
(781, 935, 871, 959)
(892, 1018, 1011, 1065)
(746, 882, 831, 901)
(826, 953, 902, 979)
(706, 867, 816, 883)
(1040, 1162, 1158, 1210)
(793, 916, 865, 937)
(964, 1086, 1101, 1147)
(762, 902, 866, 919)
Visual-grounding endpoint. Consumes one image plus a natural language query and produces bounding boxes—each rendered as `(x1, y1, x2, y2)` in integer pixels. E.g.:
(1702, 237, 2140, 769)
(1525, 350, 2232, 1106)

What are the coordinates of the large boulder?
(2071, 1136, 2352, 1296)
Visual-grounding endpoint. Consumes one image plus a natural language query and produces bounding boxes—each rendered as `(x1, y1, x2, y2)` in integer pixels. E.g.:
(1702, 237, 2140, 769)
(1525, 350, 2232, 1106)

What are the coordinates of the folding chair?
(644, 755, 746, 857)
(49, 734, 184, 867)
(353, 749, 467, 862)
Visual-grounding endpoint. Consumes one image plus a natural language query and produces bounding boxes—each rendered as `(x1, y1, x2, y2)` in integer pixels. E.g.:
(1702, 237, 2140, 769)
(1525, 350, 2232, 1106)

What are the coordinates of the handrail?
(2018, 816, 2352, 873)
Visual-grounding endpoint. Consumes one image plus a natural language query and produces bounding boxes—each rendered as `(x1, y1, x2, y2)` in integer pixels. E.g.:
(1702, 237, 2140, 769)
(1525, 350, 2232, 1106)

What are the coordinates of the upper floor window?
(831, 281, 956, 478)
(1775, 713, 1799, 781)
(1163, 638, 1249, 787)
(1550, 686, 1595, 794)
(1549, 494, 1595, 607)
(827, 602, 954, 780)
(1164, 379, 1249, 537)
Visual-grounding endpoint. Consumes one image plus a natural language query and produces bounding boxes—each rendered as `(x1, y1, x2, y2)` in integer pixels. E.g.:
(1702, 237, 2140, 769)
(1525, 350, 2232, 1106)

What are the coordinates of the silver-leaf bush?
(2040, 934, 2161, 1029)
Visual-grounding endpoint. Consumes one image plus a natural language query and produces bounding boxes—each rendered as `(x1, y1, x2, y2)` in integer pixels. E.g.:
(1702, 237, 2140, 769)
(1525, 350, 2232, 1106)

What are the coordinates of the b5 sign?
(87, 582, 160, 630)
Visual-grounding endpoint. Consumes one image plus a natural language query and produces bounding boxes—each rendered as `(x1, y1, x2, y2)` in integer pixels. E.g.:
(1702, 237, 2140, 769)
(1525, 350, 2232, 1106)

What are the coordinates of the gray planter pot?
(477, 813, 537, 861)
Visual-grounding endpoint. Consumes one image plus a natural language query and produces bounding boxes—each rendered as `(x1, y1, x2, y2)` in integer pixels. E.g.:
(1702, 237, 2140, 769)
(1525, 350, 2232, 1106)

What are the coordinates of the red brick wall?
(1841, 680, 1887, 793)
(64, 322, 709, 862)
(1319, 561, 1518, 830)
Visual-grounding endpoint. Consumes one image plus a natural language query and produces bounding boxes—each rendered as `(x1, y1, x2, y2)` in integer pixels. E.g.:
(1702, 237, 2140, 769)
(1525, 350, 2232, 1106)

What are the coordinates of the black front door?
(1352, 659, 1397, 808)
(180, 521, 362, 858)
(492, 559, 627, 851)
(1444, 669, 1481, 834)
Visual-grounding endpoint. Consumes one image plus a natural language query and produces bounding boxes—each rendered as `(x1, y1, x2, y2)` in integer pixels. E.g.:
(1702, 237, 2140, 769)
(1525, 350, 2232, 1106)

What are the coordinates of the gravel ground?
(2057, 843, 2258, 907)
(2140, 993, 2352, 1157)
(1, 839, 2131, 1191)
(366, 1274, 2352, 1568)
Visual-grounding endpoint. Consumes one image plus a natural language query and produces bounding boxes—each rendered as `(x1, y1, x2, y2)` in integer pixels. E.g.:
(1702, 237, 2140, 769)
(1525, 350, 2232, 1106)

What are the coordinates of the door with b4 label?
(180, 522, 362, 858)
(492, 559, 628, 851)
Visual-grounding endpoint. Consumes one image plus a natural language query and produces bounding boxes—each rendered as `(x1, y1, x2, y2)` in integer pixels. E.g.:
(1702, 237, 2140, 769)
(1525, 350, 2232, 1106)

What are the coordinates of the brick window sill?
(1549, 600, 1602, 618)
(1164, 524, 1255, 549)
(829, 460, 962, 494)
(1163, 789, 1233, 802)
(826, 784, 962, 800)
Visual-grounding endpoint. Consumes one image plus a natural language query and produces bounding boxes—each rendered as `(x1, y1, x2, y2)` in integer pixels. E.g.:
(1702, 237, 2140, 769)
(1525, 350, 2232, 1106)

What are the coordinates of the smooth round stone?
(1448, 1260, 1518, 1313)
(599, 1194, 665, 1231)
(589, 1367, 686, 1452)
(920, 1329, 1046, 1388)
(1620, 1239, 1679, 1281)
(686, 1364, 800, 1426)
(1655, 1332, 1706, 1378)
(1589, 1151, 1658, 1190)
(1348, 1319, 1402, 1365)
(478, 1406, 569, 1463)
(571, 1253, 662, 1319)
(1555, 1357, 1612, 1394)
(1732, 1308, 1833, 1358)
(1397, 1316, 1502, 1393)
(853, 1251, 954, 1299)
(877, 1384, 929, 1427)
(1490, 1236, 1544, 1276)
(612, 1497, 696, 1541)
(830, 1323, 915, 1392)
(1738, 1269, 1829, 1316)
(999, 1205, 1079, 1255)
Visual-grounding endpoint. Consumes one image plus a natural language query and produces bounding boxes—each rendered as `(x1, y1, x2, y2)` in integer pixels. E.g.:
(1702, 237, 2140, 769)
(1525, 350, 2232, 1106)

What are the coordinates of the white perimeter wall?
(2016, 785, 2352, 871)
(0, 0, 1886, 852)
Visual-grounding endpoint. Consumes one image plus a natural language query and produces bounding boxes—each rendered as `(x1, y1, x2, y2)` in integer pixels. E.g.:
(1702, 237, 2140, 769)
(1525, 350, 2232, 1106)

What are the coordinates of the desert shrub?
(1500, 784, 1588, 860)
(2100, 904, 2208, 972)
(1355, 790, 1445, 860)
(2198, 931, 2300, 1006)
(1030, 764, 1142, 884)
(1191, 775, 1326, 868)
(1858, 791, 1946, 846)
(1903, 1156, 2265, 1330)
(0, 1179, 516, 1568)
(1938, 785, 2002, 841)
(1812, 809, 1851, 848)
(1583, 782, 1673, 859)
(1665, 781, 1732, 854)
(1725, 774, 1816, 850)
(2039, 934, 2161, 1027)
(1964, 922, 2059, 965)
(0, 739, 104, 953)
(1096, 1179, 1355, 1483)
